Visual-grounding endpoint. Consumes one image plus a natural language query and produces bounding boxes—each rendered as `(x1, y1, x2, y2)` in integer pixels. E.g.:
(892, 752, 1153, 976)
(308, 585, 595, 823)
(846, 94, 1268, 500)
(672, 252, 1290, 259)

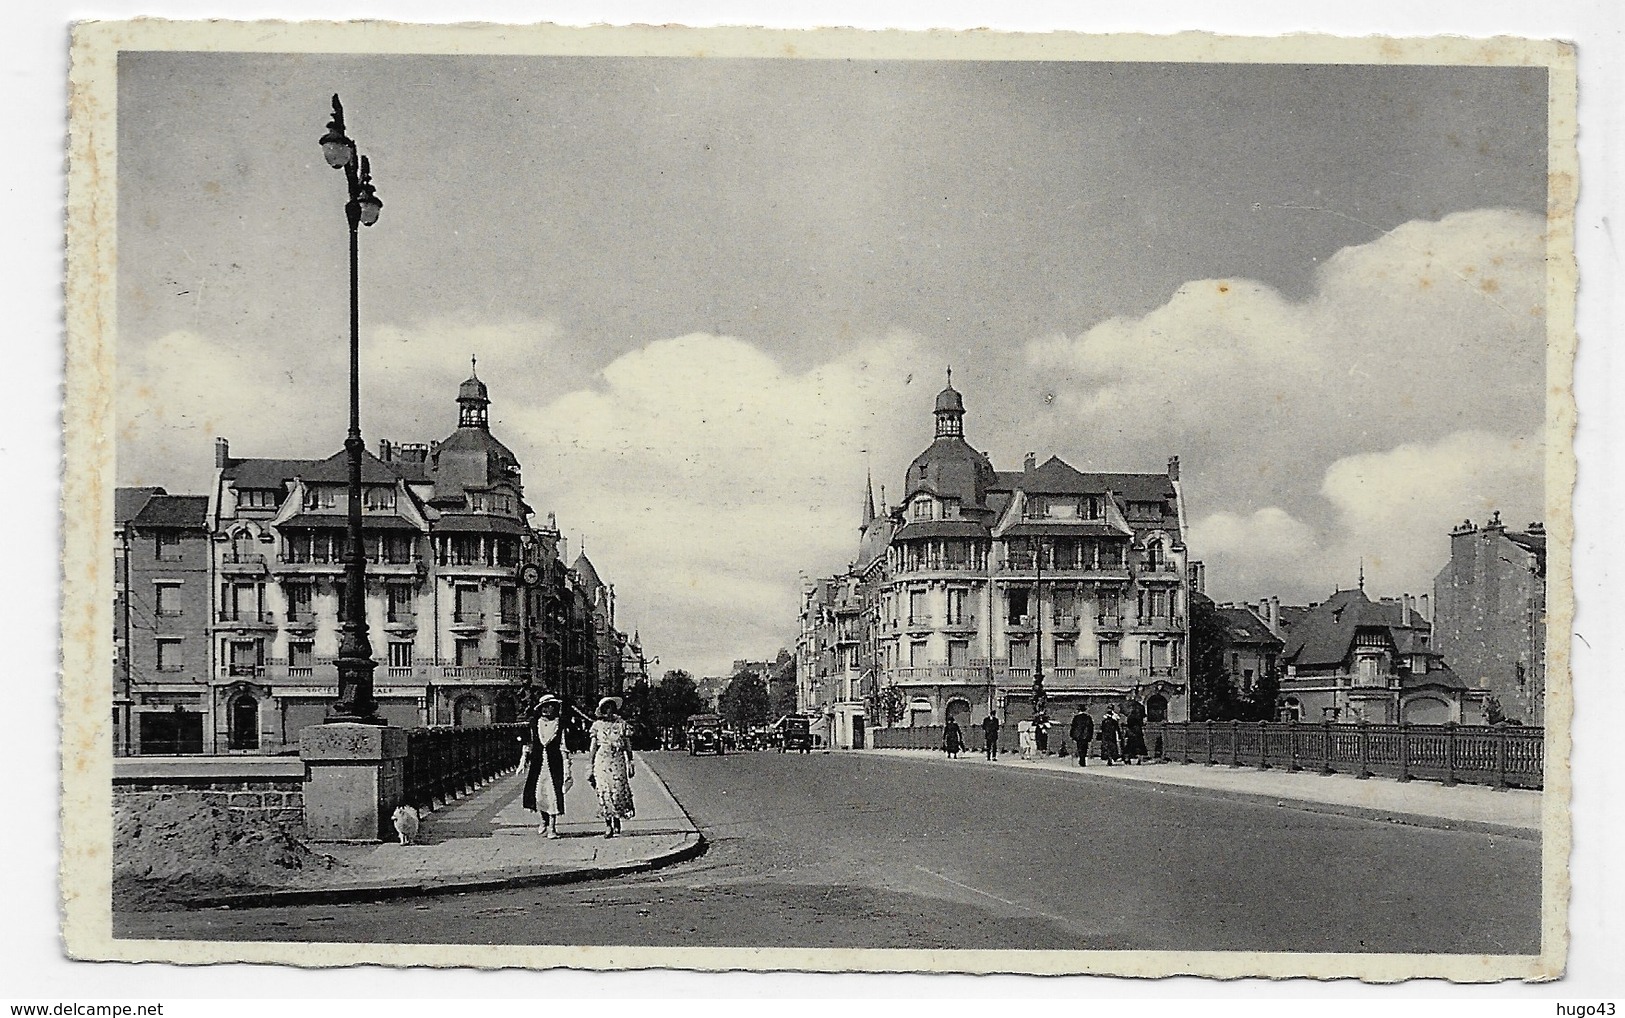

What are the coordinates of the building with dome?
(117, 364, 635, 754)
(799, 374, 1193, 739)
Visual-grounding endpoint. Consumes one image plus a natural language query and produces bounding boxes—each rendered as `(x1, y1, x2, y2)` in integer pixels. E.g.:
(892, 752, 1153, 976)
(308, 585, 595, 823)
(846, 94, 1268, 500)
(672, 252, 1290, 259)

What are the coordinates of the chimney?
(1417, 593, 1430, 622)
(214, 437, 230, 468)
(1024, 452, 1036, 472)
(1268, 596, 1280, 633)
(1167, 455, 1180, 481)
(1401, 593, 1414, 626)
(378, 438, 393, 462)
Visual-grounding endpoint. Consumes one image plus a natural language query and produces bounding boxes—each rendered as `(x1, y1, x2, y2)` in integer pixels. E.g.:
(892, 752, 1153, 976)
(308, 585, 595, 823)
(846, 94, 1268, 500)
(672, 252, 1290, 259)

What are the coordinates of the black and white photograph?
(56, 17, 1586, 983)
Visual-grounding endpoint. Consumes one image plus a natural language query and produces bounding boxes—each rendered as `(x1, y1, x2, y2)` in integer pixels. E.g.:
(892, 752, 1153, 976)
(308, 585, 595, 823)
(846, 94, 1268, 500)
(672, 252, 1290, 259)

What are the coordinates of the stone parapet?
(298, 723, 409, 843)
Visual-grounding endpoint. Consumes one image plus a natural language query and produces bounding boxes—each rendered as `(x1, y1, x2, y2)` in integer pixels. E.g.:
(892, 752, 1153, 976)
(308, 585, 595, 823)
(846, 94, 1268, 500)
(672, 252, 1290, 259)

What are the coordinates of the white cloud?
(508, 331, 929, 675)
(1189, 508, 1319, 600)
(117, 316, 563, 489)
(1031, 209, 1547, 602)
(1190, 430, 1543, 602)
(1029, 209, 1544, 486)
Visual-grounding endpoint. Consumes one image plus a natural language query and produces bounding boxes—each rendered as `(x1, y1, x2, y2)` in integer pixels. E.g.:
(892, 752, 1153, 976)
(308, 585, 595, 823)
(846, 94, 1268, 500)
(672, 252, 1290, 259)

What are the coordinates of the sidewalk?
(867, 747, 1544, 838)
(188, 753, 703, 908)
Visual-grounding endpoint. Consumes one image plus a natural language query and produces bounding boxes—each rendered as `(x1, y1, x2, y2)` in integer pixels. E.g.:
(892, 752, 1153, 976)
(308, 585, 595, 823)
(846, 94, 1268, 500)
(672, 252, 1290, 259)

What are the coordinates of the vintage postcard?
(62, 20, 1576, 979)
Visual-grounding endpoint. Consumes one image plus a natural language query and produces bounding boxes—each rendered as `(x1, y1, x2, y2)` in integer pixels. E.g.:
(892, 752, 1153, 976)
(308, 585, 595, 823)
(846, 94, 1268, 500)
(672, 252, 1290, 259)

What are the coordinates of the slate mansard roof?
(129, 494, 210, 530)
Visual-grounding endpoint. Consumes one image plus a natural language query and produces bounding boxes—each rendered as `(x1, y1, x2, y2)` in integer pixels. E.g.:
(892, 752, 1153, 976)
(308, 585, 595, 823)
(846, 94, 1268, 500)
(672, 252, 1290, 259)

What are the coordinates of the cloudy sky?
(116, 51, 1550, 677)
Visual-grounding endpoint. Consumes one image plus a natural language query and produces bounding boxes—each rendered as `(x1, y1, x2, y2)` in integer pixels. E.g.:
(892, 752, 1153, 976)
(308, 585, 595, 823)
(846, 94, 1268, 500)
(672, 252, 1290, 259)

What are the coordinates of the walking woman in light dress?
(521, 694, 570, 838)
(588, 696, 636, 838)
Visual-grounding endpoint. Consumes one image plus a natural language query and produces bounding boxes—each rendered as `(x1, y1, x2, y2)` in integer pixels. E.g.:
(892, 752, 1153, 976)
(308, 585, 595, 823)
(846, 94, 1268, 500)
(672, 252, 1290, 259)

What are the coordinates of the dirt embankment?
(113, 796, 337, 910)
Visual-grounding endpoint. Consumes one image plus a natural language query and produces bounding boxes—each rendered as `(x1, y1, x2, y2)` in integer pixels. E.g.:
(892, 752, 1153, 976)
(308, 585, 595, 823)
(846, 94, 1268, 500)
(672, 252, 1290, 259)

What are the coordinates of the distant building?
(1432, 514, 1547, 725)
(115, 487, 213, 755)
(1277, 587, 1489, 724)
(799, 375, 1193, 737)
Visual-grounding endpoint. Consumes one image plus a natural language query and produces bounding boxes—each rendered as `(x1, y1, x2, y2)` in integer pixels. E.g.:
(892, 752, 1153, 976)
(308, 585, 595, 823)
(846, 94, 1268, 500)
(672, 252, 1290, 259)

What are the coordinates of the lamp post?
(319, 94, 385, 725)
(1031, 535, 1048, 738)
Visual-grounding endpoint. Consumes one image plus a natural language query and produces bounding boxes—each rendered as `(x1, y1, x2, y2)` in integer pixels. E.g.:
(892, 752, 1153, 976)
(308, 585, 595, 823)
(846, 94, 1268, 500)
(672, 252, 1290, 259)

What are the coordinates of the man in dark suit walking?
(1069, 707, 1095, 767)
(981, 713, 1001, 760)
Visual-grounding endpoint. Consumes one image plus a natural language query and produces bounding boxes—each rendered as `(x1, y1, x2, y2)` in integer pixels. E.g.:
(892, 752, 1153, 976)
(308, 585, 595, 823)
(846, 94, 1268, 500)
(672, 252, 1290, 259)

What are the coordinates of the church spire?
(862, 469, 877, 528)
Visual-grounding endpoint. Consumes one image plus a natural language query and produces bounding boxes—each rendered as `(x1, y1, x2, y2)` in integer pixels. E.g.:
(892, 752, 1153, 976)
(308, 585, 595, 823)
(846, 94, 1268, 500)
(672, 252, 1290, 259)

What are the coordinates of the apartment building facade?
(116, 368, 635, 754)
(799, 376, 1193, 733)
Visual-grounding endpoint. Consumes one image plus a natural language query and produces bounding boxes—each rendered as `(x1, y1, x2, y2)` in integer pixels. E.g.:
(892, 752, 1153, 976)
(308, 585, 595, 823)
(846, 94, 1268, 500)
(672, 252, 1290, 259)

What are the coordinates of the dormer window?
(912, 499, 933, 520)
(237, 489, 279, 510)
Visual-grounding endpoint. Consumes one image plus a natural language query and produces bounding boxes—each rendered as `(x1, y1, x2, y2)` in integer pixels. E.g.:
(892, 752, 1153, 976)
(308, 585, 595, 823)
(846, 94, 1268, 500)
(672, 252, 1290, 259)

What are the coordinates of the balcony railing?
(220, 663, 265, 678)
(438, 664, 528, 682)
(883, 663, 1148, 687)
(221, 551, 266, 565)
(216, 610, 274, 625)
(452, 610, 486, 626)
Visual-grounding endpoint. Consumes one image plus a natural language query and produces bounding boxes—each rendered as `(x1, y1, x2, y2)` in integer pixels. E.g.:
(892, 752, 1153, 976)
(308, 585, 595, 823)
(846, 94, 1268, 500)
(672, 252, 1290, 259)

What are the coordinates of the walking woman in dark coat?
(522, 694, 570, 838)
(1098, 709, 1121, 765)
(1122, 700, 1149, 764)
(943, 719, 965, 759)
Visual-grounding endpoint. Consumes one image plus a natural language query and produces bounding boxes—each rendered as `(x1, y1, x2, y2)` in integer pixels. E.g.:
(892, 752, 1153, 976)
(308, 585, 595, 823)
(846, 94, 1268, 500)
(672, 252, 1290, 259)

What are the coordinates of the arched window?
(493, 692, 517, 724)
(453, 694, 487, 727)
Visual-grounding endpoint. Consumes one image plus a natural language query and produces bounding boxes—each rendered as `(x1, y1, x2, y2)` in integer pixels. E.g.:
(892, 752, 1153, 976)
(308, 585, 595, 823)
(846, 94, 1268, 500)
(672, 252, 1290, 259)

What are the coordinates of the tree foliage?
(876, 685, 905, 726)
(1188, 593, 1241, 722)
(654, 669, 707, 733)
(720, 669, 772, 729)
(621, 678, 661, 749)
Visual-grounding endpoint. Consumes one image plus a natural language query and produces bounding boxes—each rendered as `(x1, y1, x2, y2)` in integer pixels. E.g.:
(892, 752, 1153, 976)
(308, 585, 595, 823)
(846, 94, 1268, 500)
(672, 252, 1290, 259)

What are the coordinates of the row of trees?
(621, 669, 709, 749)
(618, 649, 798, 749)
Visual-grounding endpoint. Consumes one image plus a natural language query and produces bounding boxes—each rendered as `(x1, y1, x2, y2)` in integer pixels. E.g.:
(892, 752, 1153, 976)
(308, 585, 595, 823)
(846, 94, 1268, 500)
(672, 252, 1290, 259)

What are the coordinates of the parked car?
(687, 713, 726, 755)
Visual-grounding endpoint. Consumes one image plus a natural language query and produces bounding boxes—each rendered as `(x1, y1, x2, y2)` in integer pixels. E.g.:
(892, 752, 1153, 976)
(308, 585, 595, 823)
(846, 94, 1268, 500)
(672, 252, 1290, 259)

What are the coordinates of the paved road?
(116, 751, 1541, 953)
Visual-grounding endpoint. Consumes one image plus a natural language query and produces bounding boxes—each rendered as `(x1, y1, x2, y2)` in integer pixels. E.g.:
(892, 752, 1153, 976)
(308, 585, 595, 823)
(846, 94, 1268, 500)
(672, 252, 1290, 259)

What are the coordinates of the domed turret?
(458, 356, 490, 429)
(933, 368, 964, 438)
(904, 369, 995, 509)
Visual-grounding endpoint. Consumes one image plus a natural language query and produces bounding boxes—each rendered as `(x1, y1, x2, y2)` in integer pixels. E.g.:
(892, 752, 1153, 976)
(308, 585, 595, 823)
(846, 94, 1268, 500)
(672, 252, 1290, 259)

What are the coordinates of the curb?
(868, 749, 1541, 842)
(180, 830, 707, 910)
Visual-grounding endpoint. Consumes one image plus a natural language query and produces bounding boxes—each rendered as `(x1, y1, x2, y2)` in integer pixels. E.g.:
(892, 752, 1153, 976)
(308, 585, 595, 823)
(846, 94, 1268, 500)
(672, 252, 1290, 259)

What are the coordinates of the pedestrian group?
(941, 701, 1152, 766)
(520, 693, 638, 840)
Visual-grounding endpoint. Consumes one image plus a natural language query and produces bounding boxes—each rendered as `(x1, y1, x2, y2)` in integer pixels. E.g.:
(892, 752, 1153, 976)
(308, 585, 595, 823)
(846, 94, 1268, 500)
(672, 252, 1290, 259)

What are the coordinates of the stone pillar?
(299, 723, 409, 842)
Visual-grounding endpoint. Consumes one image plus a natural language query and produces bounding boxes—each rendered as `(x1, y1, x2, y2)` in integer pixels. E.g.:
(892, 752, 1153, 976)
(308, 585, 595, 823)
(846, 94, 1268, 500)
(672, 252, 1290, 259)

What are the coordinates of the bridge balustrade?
(401, 722, 529, 811)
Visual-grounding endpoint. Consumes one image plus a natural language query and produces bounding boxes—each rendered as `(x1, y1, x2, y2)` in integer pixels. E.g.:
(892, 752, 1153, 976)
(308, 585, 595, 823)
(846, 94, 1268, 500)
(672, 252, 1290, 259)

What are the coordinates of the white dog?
(391, 804, 421, 845)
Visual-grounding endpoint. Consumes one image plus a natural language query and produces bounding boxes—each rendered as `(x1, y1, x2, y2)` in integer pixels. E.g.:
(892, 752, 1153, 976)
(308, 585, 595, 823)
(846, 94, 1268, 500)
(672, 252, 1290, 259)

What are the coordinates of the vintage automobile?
(687, 713, 726, 755)
(778, 714, 813, 753)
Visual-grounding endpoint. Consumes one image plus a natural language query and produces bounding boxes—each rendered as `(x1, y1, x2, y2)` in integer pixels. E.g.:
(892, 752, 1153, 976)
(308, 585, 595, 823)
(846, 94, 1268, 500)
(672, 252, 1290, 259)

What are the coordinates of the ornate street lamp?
(319, 94, 384, 725)
(1032, 535, 1048, 730)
